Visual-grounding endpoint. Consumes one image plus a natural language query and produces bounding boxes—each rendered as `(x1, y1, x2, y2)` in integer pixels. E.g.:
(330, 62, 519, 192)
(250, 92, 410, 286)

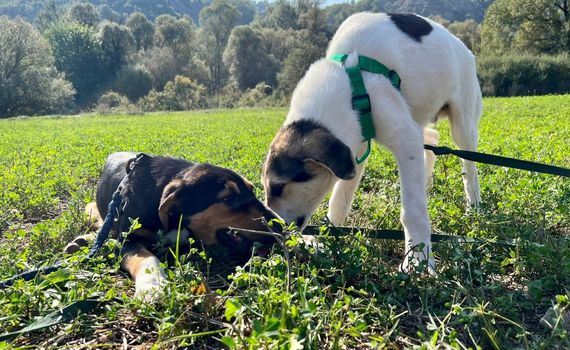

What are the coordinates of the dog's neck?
(284, 58, 365, 157)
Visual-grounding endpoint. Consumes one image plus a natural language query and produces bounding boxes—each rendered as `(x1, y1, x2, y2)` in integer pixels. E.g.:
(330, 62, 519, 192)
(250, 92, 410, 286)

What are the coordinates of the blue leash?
(0, 176, 127, 289)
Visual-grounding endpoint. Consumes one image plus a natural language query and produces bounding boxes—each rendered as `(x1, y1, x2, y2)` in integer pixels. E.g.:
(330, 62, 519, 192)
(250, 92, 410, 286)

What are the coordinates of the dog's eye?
(292, 171, 312, 182)
(270, 183, 285, 197)
(221, 193, 234, 202)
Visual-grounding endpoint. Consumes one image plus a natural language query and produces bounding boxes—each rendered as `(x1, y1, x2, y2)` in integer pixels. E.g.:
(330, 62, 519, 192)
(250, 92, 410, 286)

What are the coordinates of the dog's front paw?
(401, 249, 436, 276)
(134, 269, 166, 303)
(63, 233, 96, 254)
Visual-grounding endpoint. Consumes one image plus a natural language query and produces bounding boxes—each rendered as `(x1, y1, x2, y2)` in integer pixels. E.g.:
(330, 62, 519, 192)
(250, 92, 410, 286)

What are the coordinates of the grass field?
(0, 95, 569, 349)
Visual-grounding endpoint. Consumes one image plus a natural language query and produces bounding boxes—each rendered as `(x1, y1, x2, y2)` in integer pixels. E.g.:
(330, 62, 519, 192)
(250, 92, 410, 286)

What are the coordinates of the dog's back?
(95, 152, 137, 219)
(96, 152, 194, 232)
(327, 12, 481, 128)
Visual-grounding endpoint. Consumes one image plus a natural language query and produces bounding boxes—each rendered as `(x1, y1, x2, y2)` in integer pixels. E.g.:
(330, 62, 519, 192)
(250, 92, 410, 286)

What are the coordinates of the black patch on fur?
(389, 13, 433, 43)
(323, 139, 356, 180)
(292, 170, 313, 182)
(287, 119, 324, 136)
(270, 183, 285, 198)
(270, 154, 306, 181)
(273, 120, 355, 180)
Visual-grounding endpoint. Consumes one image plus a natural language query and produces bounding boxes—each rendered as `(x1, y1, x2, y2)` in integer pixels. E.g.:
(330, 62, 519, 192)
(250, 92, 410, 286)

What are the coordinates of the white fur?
(134, 256, 166, 302)
(285, 12, 482, 272)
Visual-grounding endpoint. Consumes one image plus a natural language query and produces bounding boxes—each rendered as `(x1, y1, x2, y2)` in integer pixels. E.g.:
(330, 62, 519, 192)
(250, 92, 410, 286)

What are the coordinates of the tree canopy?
(481, 0, 570, 54)
(0, 17, 74, 117)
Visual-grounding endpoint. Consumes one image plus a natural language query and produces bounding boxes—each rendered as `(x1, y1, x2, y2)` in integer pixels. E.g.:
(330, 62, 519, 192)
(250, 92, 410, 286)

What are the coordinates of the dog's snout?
(254, 201, 283, 232)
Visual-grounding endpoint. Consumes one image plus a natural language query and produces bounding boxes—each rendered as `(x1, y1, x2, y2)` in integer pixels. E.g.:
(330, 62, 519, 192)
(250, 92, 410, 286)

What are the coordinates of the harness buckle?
(351, 94, 371, 114)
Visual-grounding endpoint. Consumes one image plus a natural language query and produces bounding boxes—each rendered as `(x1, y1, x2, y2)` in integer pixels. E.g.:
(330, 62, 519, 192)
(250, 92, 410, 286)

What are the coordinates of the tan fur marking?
(85, 202, 103, 230)
(120, 245, 158, 278)
(189, 203, 268, 244)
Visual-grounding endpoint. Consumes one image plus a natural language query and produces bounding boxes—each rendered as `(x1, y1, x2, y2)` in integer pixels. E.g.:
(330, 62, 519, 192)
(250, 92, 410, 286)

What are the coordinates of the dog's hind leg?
(327, 159, 366, 225)
(63, 202, 101, 254)
(121, 243, 166, 303)
(448, 97, 481, 208)
(85, 201, 104, 230)
(423, 128, 439, 188)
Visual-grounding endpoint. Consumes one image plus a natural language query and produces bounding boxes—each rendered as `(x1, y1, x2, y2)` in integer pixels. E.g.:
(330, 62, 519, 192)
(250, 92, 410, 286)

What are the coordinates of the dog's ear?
(125, 153, 152, 175)
(306, 130, 356, 180)
(158, 183, 180, 230)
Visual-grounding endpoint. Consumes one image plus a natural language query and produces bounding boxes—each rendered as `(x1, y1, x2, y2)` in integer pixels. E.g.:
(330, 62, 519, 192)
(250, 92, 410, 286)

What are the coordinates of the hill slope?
(0, 0, 209, 23)
(1, 0, 493, 24)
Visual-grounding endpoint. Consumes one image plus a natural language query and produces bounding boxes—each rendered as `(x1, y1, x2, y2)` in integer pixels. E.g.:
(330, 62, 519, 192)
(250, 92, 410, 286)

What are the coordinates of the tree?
(324, 3, 358, 34)
(230, 0, 256, 25)
(258, 28, 299, 64)
(126, 12, 154, 51)
(255, 0, 299, 30)
(448, 19, 481, 53)
(67, 3, 100, 27)
(99, 22, 135, 75)
(277, 44, 322, 94)
(199, 0, 241, 94)
(0, 17, 74, 117)
(98, 5, 123, 23)
(137, 47, 181, 90)
(36, 0, 61, 31)
(296, 0, 329, 46)
(481, 0, 570, 54)
(154, 14, 194, 64)
(224, 25, 279, 89)
(46, 22, 109, 106)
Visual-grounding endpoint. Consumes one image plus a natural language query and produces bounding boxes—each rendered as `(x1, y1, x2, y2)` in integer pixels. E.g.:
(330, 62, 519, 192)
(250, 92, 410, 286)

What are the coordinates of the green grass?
(0, 95, 569, 348)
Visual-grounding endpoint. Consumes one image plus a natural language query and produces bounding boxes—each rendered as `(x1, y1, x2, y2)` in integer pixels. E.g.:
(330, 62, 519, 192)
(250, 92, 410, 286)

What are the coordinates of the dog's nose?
(255, 201, 284, 233)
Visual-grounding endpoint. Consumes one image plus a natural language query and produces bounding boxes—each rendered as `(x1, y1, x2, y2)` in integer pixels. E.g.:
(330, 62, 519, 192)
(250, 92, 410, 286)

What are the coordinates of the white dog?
(262, 12, 482, 271)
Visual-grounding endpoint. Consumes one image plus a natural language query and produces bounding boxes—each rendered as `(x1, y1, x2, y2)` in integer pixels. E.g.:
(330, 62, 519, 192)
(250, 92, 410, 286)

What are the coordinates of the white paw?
(134, 268, 166, 303)
(401, 248, 436, 276)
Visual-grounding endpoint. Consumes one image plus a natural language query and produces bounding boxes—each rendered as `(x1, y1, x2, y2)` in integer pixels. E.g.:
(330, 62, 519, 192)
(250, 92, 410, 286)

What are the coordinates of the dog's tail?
(85, 202, 103, 231)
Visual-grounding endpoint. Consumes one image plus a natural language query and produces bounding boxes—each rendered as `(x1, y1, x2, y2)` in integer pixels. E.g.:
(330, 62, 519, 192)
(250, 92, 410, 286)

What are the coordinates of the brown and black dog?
(65, 152, 280, 301)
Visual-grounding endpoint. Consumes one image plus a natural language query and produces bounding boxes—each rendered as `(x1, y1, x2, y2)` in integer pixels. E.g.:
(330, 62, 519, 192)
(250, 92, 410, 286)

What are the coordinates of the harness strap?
(330, 54, 401, 164)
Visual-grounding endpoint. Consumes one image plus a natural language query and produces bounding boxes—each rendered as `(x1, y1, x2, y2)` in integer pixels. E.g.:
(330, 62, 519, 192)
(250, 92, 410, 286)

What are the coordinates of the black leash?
(304, 225, 515, 247)
(424, 145, 570, 177)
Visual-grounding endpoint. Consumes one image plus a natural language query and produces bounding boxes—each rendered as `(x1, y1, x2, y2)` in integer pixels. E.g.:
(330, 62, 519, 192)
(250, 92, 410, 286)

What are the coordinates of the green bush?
(477, 54, 570, 97)
(96, 91, 130, 114)
(139, 75, 207, 112)
(237, 82, 272, 107)
(113, 64, 154, 102)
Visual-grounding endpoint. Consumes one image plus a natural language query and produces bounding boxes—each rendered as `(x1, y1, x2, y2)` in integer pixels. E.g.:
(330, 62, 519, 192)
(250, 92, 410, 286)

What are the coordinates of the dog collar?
(330, 54, 401, 164)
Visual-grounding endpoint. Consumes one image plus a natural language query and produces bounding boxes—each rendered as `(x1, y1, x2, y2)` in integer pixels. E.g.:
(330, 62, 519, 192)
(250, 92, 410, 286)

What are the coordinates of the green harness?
(330, 54, 401, 164)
